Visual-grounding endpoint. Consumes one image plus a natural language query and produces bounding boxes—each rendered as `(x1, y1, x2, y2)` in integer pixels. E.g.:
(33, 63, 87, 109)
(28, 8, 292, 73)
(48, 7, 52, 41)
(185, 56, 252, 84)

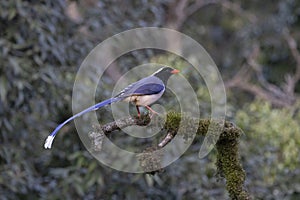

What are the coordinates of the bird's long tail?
(44, 97, 121, 149)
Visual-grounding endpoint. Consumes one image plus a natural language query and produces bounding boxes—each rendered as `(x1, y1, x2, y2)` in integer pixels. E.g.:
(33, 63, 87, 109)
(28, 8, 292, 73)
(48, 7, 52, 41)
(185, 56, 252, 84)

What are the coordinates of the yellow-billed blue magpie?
(44, 67, 179, 149)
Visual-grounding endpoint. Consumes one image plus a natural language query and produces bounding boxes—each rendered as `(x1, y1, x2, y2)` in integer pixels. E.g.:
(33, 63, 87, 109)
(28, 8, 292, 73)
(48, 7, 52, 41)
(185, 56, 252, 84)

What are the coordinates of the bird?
(44, 66, 180, 149)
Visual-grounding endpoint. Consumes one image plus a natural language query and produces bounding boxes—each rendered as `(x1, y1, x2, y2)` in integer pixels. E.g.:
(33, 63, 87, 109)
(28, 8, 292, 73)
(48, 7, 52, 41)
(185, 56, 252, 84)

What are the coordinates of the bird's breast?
(123, 90, 164, 106)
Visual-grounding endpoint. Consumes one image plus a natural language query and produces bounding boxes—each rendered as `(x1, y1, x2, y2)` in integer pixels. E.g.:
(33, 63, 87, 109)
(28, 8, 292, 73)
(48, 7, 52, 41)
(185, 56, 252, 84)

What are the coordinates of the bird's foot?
(145, 105, 161, 119)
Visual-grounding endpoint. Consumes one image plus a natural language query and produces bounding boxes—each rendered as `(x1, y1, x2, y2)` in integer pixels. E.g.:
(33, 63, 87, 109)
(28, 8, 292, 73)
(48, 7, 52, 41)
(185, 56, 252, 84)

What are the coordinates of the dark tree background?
(1, 0, 300, 199)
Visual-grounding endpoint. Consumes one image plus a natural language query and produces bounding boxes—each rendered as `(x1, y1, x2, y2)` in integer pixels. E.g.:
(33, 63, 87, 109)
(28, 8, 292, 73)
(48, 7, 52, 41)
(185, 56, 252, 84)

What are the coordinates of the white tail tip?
(44, 136, 55, 149)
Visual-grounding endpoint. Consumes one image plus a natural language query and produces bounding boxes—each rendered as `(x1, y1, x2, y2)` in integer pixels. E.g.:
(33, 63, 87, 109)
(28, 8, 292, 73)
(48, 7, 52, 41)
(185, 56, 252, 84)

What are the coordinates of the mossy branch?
(89, 111, 251, 200)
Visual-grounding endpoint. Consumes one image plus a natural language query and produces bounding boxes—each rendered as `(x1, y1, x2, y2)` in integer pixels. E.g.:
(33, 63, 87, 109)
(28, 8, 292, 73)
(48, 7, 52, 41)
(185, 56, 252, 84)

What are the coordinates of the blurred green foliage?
(236, 100, 300, 198)
(1, 0, 300, 199)
(237, 100, 300, 170)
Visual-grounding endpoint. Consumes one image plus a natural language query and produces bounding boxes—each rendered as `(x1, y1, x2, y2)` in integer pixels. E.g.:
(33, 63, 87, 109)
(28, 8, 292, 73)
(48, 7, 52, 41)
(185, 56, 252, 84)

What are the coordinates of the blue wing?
(129, 83, 164, 95)
(115, 76, 165, 97)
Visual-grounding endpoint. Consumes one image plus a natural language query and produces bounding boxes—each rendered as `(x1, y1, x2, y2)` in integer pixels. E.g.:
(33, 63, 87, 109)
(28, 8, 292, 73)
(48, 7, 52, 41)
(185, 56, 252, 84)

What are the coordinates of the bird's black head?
(152, 67, 180, 84)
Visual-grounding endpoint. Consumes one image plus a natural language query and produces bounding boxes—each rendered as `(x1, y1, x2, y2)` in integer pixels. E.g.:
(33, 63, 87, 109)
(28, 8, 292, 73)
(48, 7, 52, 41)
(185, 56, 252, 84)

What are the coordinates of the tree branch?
(89, 112, 251, 199)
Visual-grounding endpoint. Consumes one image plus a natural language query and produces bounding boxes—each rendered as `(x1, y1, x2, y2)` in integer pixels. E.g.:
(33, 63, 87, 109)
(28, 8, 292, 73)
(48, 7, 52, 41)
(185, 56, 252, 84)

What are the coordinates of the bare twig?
(166, 0, 189, 30)
(225, 64, 251, 88)
(99, 115, 151, 134)
(186, 0, 219, 20)
(283, 29, 300, 95)
(220, 0, 257, 23)
(246, 45, 291, 99)
(166, 0, 219, 30)
(158, 131, 176, 148)
(166, 0, 257, 31)
(226, 43, 296, 107)
(218, 3, 299, 107)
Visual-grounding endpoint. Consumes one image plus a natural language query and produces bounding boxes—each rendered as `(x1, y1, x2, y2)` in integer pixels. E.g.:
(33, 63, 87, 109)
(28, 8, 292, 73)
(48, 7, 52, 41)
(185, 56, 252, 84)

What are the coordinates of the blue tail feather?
(49, 97, 120, 138)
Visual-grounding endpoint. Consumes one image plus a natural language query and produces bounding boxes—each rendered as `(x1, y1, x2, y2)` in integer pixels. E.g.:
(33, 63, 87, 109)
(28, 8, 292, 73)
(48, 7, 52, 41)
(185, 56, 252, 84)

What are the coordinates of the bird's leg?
(145, 105, 159, 118)
(136, 105, 141, 118)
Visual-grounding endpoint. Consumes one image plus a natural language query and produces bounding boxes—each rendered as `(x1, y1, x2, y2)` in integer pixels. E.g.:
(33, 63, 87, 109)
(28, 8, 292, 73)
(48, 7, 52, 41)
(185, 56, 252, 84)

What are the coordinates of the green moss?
(197, 119, 210, 136)
(220, 122, 243, 140)
(164, 111, 182, 131)
(216, 139, 250, 199)
(163, 112, 250, 199)
(164, 111, 201, 142)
